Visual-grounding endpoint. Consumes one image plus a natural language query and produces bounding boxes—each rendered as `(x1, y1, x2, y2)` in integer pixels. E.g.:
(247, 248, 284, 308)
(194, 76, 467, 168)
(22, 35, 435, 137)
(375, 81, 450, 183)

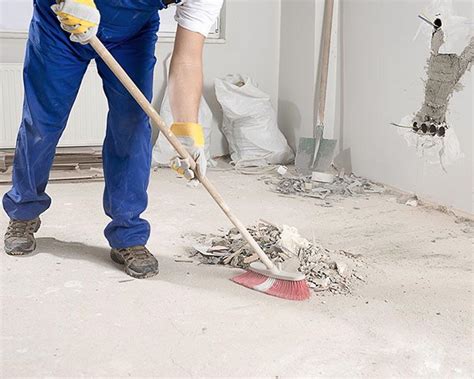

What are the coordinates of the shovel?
(312, 0, 337, 172)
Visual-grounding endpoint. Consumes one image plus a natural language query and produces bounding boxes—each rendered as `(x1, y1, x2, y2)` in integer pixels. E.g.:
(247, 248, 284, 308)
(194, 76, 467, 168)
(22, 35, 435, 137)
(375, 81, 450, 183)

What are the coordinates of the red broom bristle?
(231, 271, 310, 301)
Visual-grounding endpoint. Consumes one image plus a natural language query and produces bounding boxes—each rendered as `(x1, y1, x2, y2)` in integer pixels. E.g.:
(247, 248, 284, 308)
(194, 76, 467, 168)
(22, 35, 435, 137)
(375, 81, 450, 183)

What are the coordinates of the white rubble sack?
(215, 74, 294, 166)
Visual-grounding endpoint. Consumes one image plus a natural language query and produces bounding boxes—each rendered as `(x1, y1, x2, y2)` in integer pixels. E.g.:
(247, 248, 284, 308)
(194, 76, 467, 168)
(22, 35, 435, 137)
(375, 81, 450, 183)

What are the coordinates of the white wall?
(278, 0, 340, 150)
(340, 0, 473, 213)
(278, 0, 317, 150)
(0, 0, 282, 158)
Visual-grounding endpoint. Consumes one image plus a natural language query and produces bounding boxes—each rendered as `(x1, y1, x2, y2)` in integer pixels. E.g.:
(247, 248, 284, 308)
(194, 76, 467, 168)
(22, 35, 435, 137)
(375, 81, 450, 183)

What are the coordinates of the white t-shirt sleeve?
(174, 0, 224, 37)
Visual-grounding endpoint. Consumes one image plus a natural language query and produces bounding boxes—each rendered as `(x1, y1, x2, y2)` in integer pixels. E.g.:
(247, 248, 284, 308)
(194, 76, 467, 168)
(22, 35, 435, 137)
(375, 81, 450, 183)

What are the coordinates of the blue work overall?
(3, 0, 170, 248)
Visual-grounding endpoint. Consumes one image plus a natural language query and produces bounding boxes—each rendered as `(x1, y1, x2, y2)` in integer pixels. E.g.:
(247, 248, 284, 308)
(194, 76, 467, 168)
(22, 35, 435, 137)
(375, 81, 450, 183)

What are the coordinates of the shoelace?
(6, 220, 36, 238)
(118, 246, 151, 263)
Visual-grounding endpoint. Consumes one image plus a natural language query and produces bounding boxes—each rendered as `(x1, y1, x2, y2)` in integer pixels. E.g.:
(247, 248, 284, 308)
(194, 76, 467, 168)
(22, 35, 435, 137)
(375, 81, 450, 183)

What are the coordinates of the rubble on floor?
(262, 171, 384, 202)
(188, 220, 366, 294)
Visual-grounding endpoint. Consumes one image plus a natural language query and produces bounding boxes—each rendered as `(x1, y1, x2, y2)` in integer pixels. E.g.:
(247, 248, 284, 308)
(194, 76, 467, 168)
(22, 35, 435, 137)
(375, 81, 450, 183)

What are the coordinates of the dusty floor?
(1, 168, 472, 377)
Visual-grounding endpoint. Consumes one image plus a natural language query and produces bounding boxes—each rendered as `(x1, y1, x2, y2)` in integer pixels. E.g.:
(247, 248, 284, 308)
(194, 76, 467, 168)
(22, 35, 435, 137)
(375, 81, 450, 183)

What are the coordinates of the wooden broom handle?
(88, 36, 277, 273)
(317, 0, 334, 126)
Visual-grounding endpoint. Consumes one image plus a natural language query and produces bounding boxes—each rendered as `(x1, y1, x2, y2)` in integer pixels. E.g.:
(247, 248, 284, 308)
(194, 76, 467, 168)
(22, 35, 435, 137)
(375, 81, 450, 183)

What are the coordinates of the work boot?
(110, 245, 159, 279)
(4, 218, 41, 256)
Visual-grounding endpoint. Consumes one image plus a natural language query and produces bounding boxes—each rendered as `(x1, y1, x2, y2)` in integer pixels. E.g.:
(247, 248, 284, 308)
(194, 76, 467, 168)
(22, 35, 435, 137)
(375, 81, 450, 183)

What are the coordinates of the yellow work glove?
(51, 0, 100, 44)
(170, 123, 207, 185)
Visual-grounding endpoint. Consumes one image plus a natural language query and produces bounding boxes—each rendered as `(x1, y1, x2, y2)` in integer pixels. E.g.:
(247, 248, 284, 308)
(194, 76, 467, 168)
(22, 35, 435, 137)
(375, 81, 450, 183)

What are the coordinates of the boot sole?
(5, 241, 37, 256)
(110, 250, 159, 279)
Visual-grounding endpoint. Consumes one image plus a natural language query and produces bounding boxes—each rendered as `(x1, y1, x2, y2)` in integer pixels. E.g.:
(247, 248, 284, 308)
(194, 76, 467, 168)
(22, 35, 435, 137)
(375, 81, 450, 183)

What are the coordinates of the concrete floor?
(1, 168, 472, 377)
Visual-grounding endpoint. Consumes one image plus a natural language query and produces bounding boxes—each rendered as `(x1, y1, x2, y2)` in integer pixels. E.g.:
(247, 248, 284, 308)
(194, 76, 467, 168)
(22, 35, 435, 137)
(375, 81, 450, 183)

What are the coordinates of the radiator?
(0, 63, 108, 148)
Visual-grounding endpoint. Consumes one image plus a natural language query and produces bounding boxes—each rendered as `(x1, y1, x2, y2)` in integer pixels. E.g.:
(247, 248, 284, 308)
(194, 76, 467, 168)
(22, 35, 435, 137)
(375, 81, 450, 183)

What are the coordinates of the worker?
(2, 0, 223, 278)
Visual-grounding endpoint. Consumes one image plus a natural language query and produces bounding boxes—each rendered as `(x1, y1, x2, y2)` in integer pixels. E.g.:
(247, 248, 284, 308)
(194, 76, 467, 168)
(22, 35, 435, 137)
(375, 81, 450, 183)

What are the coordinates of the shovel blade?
(313, 138, 337, 172)
(295, 137, 317, 175)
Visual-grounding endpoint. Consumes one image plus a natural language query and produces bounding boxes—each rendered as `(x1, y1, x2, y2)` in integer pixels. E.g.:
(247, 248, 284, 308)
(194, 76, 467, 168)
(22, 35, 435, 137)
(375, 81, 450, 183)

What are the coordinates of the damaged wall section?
(415, 30, 473, 127)
(396, 22, 472, 169)
(340, 0, 473, 213)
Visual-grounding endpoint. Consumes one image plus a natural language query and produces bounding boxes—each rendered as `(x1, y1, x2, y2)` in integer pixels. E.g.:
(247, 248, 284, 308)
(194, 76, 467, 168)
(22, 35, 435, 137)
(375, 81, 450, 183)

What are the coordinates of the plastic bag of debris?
(152, 55, 213, 167)
(215, 74, 294, 166)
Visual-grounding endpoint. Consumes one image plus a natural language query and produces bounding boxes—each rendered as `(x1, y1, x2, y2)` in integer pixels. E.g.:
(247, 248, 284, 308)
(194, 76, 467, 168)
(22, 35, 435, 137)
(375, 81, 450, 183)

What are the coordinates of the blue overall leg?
(95, 17, 159, 249)
(2, 3, 91, 221)
(4, 0, 162, 249)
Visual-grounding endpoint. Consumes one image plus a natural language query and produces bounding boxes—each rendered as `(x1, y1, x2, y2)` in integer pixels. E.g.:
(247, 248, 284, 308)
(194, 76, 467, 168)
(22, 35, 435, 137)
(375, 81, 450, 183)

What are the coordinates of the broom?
(88, 36, 310, 301)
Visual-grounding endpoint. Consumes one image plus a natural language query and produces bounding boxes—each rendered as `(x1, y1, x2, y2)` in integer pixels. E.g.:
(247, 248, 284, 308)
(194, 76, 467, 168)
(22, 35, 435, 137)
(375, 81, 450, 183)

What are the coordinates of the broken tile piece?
(277, 166, 288, 176)
(406, 198, 419, 207)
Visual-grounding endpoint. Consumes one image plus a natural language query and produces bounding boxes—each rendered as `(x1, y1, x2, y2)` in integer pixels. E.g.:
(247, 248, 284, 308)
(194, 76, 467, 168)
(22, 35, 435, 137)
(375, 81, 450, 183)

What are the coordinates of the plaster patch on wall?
(414, 30, 473, 126)
(414, 0, 471, 55)
(397, 8, 473, 169)
(398, 115, 463, 167)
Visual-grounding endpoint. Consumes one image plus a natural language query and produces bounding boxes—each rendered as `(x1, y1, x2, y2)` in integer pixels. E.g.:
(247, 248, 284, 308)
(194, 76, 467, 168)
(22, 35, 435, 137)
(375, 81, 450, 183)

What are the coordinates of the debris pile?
(192, 221, 284, 267)
(189, 220, 366, 294)
(263, 173, 384, 201)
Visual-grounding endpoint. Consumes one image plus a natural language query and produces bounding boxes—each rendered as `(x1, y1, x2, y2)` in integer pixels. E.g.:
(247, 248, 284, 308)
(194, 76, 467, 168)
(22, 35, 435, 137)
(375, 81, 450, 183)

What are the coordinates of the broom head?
(231, 262, 310, 301)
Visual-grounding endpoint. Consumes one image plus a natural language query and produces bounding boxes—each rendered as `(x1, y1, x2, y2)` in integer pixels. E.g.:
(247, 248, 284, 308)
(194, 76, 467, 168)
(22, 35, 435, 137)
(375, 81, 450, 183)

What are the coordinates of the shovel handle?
(317, 0, 334, 126)
(88, 36, 277, 273)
